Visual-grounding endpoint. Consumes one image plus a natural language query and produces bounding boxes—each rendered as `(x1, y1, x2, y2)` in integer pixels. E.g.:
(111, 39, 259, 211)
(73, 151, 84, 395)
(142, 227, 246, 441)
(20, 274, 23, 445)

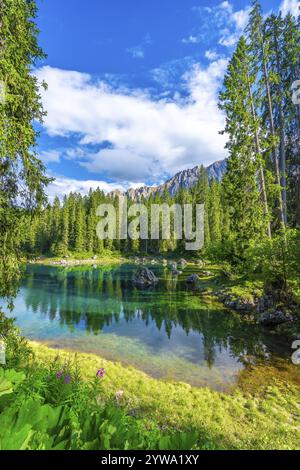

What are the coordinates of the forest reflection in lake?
(3, 264, 296, 390)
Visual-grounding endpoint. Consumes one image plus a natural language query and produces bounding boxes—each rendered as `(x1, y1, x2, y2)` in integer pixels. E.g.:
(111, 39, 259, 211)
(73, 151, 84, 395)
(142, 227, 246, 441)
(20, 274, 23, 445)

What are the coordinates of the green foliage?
(0, 360, 199, 450)
(0, 310, 32, 367)
(0, 0, 51, 305)
(245, 229, 300, 287)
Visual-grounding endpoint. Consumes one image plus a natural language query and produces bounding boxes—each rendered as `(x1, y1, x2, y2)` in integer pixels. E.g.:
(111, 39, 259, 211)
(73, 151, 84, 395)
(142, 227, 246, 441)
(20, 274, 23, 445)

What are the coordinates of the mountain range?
(109, 159, 227, 201)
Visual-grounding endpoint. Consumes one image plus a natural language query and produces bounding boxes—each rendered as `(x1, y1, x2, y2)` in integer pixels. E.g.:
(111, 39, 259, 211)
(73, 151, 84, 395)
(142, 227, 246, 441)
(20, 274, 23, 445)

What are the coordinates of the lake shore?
(30, 341, 300, 450)
(26, 255, 129, 267)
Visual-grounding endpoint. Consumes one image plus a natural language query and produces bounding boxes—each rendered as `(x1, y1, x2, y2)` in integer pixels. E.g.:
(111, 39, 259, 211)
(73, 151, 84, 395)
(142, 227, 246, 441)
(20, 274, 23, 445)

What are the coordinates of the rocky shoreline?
(214, 286, 299, 326)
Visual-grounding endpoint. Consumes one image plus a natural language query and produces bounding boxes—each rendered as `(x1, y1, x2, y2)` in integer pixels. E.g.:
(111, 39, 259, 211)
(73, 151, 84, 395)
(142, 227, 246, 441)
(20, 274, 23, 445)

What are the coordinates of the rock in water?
(172, 269, 182, 276)
(133, 268, 159, 288)
(259, 309, 293, 326)
(186, 274, 200, 285)
(179, 259, 188, 269)
(169, 261, 178, 270)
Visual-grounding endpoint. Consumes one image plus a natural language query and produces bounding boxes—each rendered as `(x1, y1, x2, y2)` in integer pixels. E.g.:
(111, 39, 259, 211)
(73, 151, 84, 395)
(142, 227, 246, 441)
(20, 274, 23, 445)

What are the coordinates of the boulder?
(186, 274, 200, 285)
(200, 271, 213, 277)
(259, 309, 294, 327)
(169, 261, 178, 270)
(236, 297, 256, 313)
(133, 268, 158, 288)
(172, 269, 182, 276)
(179, 259, 188, 269)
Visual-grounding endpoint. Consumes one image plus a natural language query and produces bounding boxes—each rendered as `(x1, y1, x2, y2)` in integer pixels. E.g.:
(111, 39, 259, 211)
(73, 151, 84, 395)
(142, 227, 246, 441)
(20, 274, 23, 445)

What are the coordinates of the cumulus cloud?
(46, 174, 145, 201)
(36, 60, 228, 184)
(186, 2, 250, 50)
(218, 3, 250, 47)
(279, 0, 300, 16)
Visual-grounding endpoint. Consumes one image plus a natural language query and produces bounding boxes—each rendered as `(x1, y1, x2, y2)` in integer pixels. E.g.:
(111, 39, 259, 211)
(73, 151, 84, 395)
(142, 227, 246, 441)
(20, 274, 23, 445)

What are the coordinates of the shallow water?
(2, 264, 298, 391)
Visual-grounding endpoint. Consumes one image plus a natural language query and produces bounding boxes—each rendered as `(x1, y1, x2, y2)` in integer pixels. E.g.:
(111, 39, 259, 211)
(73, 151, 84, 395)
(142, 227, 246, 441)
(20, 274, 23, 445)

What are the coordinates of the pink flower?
(96, 368, 106, 379)
(64, 374, 72, 384)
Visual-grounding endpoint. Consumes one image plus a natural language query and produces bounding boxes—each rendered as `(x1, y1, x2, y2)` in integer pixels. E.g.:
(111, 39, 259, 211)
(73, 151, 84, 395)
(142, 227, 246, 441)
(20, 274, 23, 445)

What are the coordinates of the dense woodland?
(1, 0, 300, 451)
(23, 2, 300, 287)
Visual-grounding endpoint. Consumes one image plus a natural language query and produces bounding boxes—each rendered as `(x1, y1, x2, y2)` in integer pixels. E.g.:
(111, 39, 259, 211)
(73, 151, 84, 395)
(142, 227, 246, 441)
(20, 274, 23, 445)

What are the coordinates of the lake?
(2, 264, 297, 391)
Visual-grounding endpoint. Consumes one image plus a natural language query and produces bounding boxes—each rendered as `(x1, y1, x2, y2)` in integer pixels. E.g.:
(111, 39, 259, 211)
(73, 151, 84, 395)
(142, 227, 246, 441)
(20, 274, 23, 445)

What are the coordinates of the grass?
(30, 342, 300, 450)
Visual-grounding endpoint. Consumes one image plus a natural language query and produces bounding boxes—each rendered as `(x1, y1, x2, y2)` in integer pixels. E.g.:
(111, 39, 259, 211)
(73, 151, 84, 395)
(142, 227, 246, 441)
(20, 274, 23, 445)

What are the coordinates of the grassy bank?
(30, 342, 300, 450)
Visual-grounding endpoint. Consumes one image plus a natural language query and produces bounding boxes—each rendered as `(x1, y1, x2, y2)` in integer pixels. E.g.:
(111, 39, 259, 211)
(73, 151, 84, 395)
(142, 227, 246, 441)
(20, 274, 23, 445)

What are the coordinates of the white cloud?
(46, 175, 144, 201)
(219, 30, 239, 47)
(220, 1, 232, 11)
(218, 3, 250, 48)
(40, 150, 61, 163)
(189, 2, 250, 49)
(279, 0, 300, 16)
(126, 35, 152, 59)
(205, 50, 221, 61)
(126, 45, 144, 59)
(36, 61, 228, 184)
(181, 35, 202, 44)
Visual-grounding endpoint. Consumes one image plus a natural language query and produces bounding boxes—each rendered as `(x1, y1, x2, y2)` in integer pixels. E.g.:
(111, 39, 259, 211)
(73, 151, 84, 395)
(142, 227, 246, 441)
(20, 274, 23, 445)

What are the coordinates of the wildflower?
(64, 374, 72, 385)
(96, 368, 106, 379)
(56, 370, 64, 379)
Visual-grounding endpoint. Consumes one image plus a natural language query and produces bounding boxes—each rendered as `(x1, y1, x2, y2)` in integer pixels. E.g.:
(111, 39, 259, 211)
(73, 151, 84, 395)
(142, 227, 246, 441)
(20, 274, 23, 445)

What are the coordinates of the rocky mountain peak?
(109, 159, 227, 201)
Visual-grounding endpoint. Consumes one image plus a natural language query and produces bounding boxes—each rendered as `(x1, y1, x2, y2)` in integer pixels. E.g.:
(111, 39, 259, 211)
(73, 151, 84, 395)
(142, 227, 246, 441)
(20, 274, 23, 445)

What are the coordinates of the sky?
(34, 0, 300, 199)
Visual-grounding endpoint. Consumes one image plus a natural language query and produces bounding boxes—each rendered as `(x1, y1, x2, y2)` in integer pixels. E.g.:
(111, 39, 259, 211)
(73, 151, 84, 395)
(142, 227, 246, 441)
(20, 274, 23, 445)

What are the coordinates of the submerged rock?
(133, 268, 158, 288)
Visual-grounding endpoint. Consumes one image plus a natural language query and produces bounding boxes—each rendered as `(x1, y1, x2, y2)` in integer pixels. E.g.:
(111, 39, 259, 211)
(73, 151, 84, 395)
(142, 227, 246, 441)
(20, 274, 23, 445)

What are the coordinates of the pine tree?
(74, 197, 85, 252)
(61, 196, 69, 255)
(208, 180, 222, 243)
(0, 0, 50, 299)
(247, 0, 285, 227)
(219, 37, 266, 261)
(194, 166, 211, 246)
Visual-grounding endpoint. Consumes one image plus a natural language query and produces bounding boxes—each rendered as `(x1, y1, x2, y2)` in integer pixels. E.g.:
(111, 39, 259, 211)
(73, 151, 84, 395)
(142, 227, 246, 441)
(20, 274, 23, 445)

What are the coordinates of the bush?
(244, 229, 300, 289)
(0, 357, 199, 450)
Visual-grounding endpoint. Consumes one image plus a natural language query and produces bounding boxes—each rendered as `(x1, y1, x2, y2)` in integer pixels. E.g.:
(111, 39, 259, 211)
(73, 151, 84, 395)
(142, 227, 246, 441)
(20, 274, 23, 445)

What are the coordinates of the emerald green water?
(3, 264, 296, 390)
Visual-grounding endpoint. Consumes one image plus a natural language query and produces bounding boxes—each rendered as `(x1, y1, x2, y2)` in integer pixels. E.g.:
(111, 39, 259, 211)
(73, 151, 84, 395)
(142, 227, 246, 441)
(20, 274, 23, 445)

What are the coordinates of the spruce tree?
(219, 37, 266, 261)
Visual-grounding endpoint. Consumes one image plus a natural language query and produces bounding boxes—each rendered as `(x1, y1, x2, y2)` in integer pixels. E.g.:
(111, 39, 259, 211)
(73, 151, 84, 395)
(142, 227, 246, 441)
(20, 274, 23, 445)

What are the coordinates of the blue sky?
(34, 0, 300, 198)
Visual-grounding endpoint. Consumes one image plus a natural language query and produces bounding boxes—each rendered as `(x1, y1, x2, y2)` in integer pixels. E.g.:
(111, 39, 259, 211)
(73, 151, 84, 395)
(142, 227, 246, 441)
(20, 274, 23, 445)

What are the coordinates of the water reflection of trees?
(23, 265, 292, 365)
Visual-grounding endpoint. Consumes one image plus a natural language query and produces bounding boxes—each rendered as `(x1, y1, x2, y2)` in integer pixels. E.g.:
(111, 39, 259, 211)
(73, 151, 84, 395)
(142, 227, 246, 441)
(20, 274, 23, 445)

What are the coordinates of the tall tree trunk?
(274, 21, 287, 225)
(261, 44, 286, 227)
(248, 81, 272, 238)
